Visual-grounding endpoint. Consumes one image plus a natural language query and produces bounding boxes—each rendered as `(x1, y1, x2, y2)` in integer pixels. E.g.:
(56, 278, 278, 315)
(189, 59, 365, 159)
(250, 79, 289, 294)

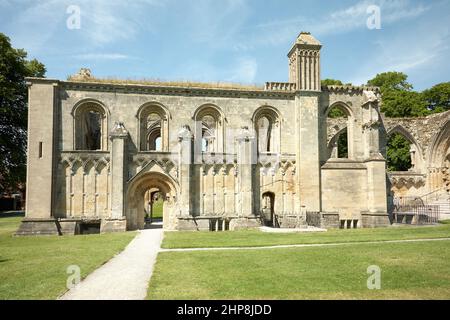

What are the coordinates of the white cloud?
(79, 0, 166, 45)
(239, 0, 430, 49)
(4, 0, 167, 55)
(347, 27, 450, 86)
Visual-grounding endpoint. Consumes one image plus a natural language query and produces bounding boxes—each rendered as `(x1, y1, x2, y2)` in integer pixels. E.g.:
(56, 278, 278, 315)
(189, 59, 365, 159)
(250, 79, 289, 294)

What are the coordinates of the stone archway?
(126, 172, 178, 231)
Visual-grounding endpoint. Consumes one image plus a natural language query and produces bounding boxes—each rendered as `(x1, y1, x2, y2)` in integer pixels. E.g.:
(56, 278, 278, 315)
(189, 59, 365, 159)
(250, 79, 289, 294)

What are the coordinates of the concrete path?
(59, 225, 163, 300)
(160, 237, 450, 253)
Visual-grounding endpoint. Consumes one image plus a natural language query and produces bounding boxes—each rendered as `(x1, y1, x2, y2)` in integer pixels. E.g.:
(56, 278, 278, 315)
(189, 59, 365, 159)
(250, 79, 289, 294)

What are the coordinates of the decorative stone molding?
(322, 85, 380, 94)
(130, 153, 178, 179)
(236, 126, 254, 142)
(177, 125, 193, 142)
(362, 90, 380, 106)
(109, 122, 128, 139)
(362, 119, 381, 131)
(60, 151, 110, 175)
(61, 80, 296, 100)
(388, 172, 426, 189)
(265, 82, 296, 92)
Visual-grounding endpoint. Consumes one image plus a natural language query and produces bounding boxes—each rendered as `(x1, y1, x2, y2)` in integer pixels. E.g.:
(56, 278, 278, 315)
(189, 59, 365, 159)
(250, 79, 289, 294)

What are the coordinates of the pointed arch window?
(326, 103, 353, 159)
(253, 107, 280, 154)
(74, 103, 108, 151)
(194, 105, 224, 155)
(138, 104, 169, 152)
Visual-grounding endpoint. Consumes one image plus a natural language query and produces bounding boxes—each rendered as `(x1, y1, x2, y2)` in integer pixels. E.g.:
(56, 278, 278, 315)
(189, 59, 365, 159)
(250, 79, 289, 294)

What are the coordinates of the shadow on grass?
(0, 211, 25, 218)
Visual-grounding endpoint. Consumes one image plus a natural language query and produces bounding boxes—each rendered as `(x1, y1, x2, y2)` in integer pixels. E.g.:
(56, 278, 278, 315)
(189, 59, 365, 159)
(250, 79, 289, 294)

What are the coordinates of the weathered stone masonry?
(17, 32, 449, 235)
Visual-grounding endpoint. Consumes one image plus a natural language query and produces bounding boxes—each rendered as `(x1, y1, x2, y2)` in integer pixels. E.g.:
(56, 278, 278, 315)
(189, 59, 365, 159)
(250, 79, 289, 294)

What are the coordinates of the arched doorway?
(261, 192, 275, 227)
(126, 172, 178, 230)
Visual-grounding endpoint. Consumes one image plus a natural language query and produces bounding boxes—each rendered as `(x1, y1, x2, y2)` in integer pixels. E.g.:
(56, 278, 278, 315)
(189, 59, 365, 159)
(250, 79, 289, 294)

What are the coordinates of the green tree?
(367, 71, 413, 92)
(0, 33, 46, 193)
(422, 82, 450, 113)
(337, 130, 348, 158)
(386, 133, 412, 172)
(321, 78, 343, 86)
(381, 90, 428, 117)
(367, 71, 429, 117)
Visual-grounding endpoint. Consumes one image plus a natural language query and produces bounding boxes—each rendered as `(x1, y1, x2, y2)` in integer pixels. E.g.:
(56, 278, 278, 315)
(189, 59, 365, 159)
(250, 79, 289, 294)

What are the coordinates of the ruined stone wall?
(23, 76, 394, 232)
(327, 110, 450, 201)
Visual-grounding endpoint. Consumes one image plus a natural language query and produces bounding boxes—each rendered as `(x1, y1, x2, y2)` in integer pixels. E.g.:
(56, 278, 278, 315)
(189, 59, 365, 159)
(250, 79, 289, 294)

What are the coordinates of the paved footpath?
(59, 226, 163, 300)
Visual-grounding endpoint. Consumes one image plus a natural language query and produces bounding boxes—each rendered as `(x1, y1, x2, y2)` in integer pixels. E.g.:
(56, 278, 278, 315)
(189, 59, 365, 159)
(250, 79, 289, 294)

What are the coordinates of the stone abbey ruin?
(17, 32, 450, 235)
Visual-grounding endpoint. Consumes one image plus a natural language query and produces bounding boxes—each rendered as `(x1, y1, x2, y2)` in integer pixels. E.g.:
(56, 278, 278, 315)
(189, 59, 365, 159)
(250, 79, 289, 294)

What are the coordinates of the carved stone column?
(105, 122, 128, 232)
(236, 126, 256, 218)
(178, 125, 193, 217)
(361, 92, 390, 227)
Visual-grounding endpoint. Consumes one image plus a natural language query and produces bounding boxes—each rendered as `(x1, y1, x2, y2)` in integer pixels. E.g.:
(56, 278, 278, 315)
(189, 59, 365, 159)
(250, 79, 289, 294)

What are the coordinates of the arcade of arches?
(17, 32, 450, 236)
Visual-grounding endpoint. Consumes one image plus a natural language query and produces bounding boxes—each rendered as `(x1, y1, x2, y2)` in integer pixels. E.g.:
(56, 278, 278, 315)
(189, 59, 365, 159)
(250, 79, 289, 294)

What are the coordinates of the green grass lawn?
(0, 212, 136, 299)
(151, 199, 163, 219)
(148, 240, 450, 300)
(162, 224, 450, 249)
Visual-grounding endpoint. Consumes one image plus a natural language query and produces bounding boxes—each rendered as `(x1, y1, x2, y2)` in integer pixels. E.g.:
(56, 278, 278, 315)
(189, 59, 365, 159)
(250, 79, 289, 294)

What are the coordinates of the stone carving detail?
(70, 68, 92, 81)
(362, 90, 380, 106)
(388, 173, 426, 189)
(265, 82, 297, 91)
(177, 125, 192, 141)
(60, 152, 110, 175)
(110, 122, 128, 138)
(362, 119, 381, 131)
(130, 154, 178, 180)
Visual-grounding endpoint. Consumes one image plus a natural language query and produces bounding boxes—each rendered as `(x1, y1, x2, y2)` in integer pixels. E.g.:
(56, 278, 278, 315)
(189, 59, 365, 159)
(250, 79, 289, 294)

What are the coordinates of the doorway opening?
(261, 192, 275, 227)
(144, 189, 164, 229)
(126, 172, 178, 231)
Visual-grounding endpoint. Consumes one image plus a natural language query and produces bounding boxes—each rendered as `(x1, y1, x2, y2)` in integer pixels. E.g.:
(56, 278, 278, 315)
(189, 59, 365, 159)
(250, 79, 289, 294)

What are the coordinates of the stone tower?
(292, 32, 323, 213)
(288, 32, 322, 91)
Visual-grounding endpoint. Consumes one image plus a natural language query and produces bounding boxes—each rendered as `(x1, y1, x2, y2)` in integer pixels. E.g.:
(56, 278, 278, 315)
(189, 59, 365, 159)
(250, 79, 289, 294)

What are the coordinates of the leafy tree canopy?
(386, 133, 412, 172)
(422, 82, 450, 113)
(367, 71, 413, 92)
(321, 79, 343, 86)
(381, 89, 429, 118)
(0, 32, 46, 193)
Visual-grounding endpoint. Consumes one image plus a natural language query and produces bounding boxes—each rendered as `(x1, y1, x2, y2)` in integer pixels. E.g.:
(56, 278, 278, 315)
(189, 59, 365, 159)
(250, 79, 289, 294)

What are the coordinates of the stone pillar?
(105, 122, 128, 232)
(236, 127, 255, 217)
(229, 127, 260, 230)
(362, 157, 390, 227)
(296, 92, 322, 212)
(25, 80, 59, 219)
(178, 125, 193, 217)
(360, 92, 390, 227)
(362, 90, 382, 158)
(16, 79, 61, 236)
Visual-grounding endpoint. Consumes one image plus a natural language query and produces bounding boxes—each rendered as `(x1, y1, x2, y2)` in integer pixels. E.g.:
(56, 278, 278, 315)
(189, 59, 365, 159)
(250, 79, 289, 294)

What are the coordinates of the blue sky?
(1, 0, 449, 90)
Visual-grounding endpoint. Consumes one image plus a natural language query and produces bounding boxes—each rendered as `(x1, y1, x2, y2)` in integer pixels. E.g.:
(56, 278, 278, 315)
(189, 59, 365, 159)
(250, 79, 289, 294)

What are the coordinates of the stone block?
(100, 219, 127, 233)
(15, 218, 60, 236)
(320, 213, 340, 228)
(361, 212, 390, 228)
(229, 217, 261, 231)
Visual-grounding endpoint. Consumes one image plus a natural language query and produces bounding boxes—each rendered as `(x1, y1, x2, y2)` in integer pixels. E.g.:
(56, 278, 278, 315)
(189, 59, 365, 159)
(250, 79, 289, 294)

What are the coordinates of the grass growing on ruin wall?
(67, 76, 264, 91)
